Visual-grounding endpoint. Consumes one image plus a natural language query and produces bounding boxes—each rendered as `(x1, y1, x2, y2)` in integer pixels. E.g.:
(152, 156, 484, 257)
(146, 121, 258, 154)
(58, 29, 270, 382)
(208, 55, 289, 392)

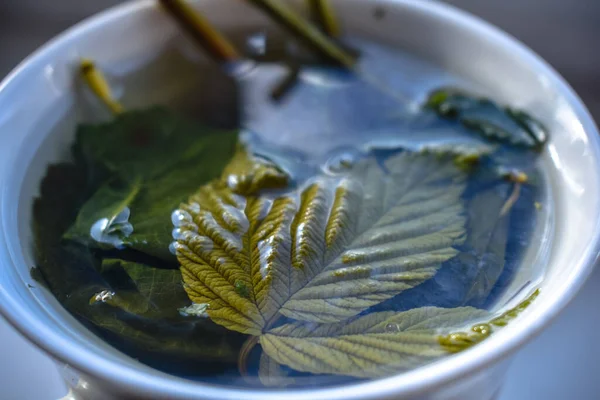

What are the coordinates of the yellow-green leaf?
(175, 152, 468, 334)
(281, 154, 467, 323)
(439, 289, 539, 352)
(261, 306, 488, 378)
(220, 144, 289, 196)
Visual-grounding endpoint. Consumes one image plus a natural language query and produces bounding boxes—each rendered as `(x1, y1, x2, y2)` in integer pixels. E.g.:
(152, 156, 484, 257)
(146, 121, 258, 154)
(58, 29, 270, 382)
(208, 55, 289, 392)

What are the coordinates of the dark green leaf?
(32, 163, 106, 300)
(426, 89, 548, 148)
(74, 300, 245, 363)
(75, 106, 233, 180)
(98, 258, 190, 318)
(66, 107, 239, 261)
(64, 178, 141, 249)
(33, 139, 246, 367)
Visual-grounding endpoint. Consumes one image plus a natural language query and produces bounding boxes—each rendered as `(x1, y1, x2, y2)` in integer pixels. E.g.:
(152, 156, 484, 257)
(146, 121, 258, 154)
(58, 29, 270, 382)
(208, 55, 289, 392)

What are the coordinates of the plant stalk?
(238, 335, 260, 377)
(307, 0, 340, 38)
(246, 0, 356, 68)
(270, 63, 301, 101)
(500, 182, 522, 217)
(80, 59, 124, 115)
(236, 313, 285, 376)
(159, 0, 242, 63)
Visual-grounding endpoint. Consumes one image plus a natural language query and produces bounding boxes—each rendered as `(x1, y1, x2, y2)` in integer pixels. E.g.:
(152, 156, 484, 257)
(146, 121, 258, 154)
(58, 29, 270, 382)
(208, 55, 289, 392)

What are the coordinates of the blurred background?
(0, 0, 599, 399)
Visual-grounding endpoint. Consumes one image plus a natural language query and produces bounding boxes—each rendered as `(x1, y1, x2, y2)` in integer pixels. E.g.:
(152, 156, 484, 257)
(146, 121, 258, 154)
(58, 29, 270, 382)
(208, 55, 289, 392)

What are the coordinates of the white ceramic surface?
(0, 1, 599, 399)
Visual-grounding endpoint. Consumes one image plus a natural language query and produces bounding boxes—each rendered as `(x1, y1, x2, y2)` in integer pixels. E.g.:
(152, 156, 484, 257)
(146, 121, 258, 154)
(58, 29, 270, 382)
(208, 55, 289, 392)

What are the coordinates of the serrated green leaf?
(32, 154, 247, 369)
(32, 162, 107, 301)
(369, 167, 517, 313)
(280, 154, 467, 323)
(66, 107, 239, 261)
(75, 106, 224, 180)
(261, 306, 488, 378)
(98, 259, 190, 318)
(75, 299, 245, 364)
(64, 178, 141, 249)
(175, 152, 468, 334)
(426, 89, 548, 148)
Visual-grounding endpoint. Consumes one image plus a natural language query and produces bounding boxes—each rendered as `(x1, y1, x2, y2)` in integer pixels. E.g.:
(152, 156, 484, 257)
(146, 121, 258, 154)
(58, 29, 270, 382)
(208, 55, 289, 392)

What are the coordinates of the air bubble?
(180, 230, 194, 242)
(179, 303, 210, 317)
(188, 202, 201, 213)
(169, 242, 188, 255)
(91, 290, 115, 304)
(323, 149, 361, 175)
(171, 209, 192, 227)
(385, 323, 400, 333)
(172, 228, 183, 240)
(247, 32, 267, 56)
(90, 207, 133, 249)
(471, 324, 492, 336)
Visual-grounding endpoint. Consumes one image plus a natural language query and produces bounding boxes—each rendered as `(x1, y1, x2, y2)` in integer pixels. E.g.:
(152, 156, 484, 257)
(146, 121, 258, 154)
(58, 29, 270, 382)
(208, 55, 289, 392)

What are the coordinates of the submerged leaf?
(280, 154, 467, 323)
(439, 288, 539, 352)
(33, 155, 246, 370)
(426, 89, 548, 148)
(66, 107, 238, 261)
(75, 298, 246, 365)
(462, 184, 512, 305)
(175, 152, 468, 334)
(261, 306, 488, 378)
(32, 162, 106, 300)
(65, 179, 141, 249)
(259, 353, 296, 387)
(75, 106, 231, 180)
(98, 259, 190, 318)
(221, 144, 290, 195)
(370, 171, 515, 312)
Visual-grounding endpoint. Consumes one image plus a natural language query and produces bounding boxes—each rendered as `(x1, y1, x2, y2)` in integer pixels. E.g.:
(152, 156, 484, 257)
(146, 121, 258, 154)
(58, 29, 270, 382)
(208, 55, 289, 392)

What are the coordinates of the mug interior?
(0, 0, 599, 399)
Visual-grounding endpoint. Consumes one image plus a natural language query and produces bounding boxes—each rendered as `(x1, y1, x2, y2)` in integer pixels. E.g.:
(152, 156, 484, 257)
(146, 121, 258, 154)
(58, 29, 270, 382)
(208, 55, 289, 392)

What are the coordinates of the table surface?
(1, 1, 599, 399)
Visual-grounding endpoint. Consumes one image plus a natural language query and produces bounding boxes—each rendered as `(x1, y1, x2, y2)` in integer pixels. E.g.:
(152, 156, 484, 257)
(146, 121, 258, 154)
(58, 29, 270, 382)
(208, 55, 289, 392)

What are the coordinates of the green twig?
(270, 64, 301, 102)
(80, 59, 124, 115)
(500, 182, 522, 217)
(159, 0, 241, 63)
(246, 0, 356, 68)
(307, 0, 340, 38)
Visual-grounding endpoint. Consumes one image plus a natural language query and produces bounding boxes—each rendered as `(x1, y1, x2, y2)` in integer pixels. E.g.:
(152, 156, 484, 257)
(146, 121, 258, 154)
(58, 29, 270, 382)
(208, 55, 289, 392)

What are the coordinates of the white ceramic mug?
(1, 1, 599, 399)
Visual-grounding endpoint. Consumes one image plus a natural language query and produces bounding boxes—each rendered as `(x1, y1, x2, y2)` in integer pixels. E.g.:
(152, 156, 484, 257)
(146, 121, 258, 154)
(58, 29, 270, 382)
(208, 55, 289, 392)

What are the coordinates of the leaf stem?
(237, 314, 285, 376)
(500, 182, 522, 217)
(246, 0, 356, 68)
(80, 59, 124, 115)
(238, 335, 260, 377)
(307, 0, 340, 38)
(270, 63, 301, 102)
(159, 0, 241, 63)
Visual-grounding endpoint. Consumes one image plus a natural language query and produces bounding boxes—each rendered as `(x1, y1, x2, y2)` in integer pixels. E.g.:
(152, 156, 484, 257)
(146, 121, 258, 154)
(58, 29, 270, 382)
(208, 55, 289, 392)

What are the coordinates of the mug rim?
(1, 0, 599, 399)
